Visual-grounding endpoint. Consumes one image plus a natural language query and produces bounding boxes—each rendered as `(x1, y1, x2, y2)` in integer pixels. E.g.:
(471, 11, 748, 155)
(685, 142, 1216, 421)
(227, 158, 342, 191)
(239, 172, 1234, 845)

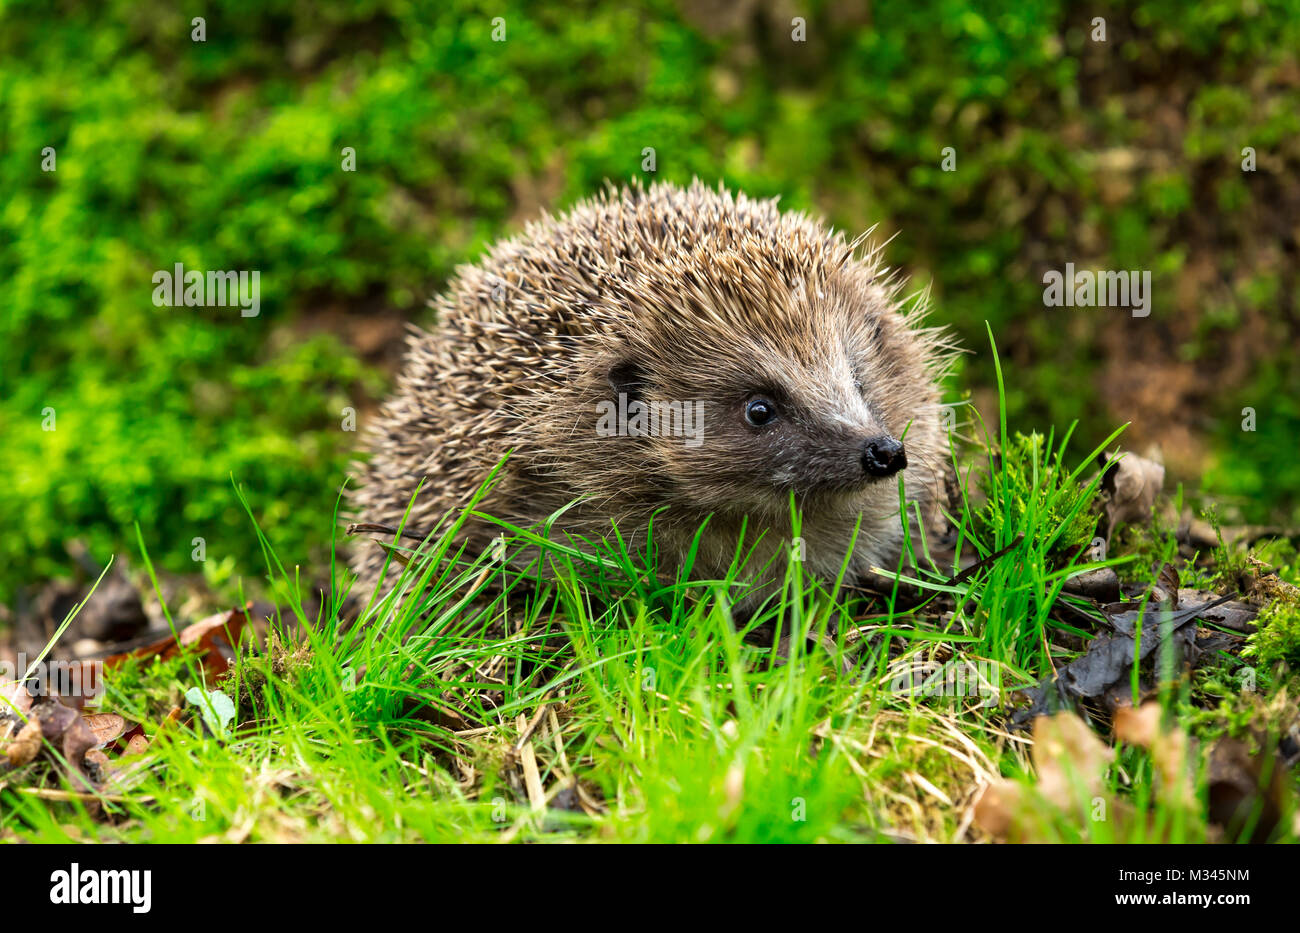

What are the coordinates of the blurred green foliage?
(2, 0, 1298, 604)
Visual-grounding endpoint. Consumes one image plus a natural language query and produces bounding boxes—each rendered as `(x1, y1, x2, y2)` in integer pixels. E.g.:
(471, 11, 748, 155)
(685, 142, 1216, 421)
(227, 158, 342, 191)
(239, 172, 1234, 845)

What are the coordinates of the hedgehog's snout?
(861, 435, 907, 478)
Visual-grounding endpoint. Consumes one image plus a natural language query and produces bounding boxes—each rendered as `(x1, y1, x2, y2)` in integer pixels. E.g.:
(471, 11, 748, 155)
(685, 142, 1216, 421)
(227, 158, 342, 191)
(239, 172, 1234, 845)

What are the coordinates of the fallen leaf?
(973, 711, 1117, 841)
(1114, 701, 1194, 808)
(102, 606, 250, 676)
(1100, 450, 1165, 536)
(1175, 590, 1257, 633)
(972, 779, 1024, 838)
(1154, 563, 1180, 607)
(6, 719, 43, 767)
(1033, 711, 1114, 805)
(1113, 702, 1161, 746)
(83, 712, 126, 748)
(1014, 593, 1237, 724)
(179, 609, 245, 647)
(62, 719, 97, 791)
(29, 699, 99, 790)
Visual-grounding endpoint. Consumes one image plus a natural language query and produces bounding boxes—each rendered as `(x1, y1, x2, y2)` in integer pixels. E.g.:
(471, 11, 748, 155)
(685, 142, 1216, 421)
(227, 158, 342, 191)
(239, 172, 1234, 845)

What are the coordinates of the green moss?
(1245, 600, 1300, 672)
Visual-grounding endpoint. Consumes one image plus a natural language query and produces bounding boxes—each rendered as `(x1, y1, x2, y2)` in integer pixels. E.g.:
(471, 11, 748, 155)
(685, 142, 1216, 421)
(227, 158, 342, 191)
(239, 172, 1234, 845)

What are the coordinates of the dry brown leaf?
(1113, 702, 1161, 747)
(179, 609, 242, 646)
(973, 712, 1116, 841)
(972, 780, 1024, 837)
(61, 716, 98, 789)
(1152, 729, 1193, 808)
(1102, 450, 1165, 535)
(1033, 711, 1114, 806)
(102, 606, 249, 677)
(83, 712, 126, 748)
(124, 733, 150, 756)
(1114, 701, 1194, 808)
(6, 718, 43, 767)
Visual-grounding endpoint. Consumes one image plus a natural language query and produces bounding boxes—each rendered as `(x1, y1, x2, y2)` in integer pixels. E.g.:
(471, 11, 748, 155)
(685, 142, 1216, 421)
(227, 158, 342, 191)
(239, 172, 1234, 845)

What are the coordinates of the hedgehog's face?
(683, 371, 911, 517)
(734, 389, 906, 488)
(606, 302, 933, 522)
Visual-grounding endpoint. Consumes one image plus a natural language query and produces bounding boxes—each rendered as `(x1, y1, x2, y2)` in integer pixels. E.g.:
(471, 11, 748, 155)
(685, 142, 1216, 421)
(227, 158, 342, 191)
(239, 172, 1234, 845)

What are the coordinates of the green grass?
(4, 343, 1294, 844)
(2, 526, 1003, 842)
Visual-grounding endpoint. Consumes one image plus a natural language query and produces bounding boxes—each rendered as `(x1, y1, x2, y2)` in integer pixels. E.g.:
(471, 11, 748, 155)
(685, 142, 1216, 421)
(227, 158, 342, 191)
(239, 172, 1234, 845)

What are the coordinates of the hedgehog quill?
(351, 180, 958, 611)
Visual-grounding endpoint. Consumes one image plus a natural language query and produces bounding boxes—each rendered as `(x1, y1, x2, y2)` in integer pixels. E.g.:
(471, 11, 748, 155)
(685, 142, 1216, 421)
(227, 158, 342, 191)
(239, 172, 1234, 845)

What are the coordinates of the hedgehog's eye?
(744, 396, 779, 428)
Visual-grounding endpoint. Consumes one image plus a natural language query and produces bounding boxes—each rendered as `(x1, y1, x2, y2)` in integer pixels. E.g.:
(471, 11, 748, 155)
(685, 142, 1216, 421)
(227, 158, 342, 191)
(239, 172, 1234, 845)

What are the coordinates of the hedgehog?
(350, 180, 956, 614)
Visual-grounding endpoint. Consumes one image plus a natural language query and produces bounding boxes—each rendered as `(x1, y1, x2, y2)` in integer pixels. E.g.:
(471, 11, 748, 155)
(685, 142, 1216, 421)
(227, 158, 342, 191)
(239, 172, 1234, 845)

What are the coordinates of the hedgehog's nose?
(862, 435, 907, 478)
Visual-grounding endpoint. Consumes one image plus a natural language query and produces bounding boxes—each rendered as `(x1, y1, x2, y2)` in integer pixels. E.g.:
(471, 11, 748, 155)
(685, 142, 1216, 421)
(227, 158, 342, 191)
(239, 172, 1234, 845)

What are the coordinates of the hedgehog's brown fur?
(350, 180, 957, 610)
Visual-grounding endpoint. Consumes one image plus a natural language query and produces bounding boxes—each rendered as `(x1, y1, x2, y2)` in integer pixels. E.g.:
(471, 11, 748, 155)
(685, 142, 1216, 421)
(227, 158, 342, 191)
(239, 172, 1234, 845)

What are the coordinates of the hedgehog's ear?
(607, 359, 648, 403)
